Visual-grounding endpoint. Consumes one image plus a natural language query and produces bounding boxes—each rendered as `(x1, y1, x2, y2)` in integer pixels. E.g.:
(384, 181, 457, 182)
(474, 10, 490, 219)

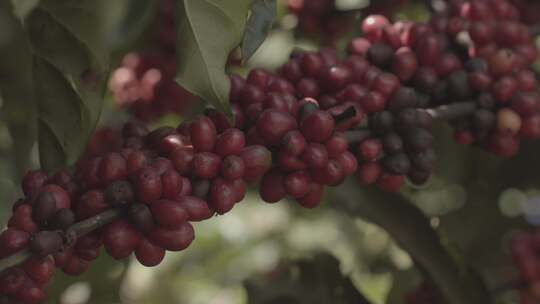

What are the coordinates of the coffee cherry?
(489, 49, 516, 77)
(170, 147, 194, 175)
(127, 150, 149, 175)
(320, 160, 345, 186)
(361, 91, 387, 113)
(297, 183, 324, 208)
(99, 152, 128, 184)
(377, 174, 405, 192)
(132, 166, 162, 203)
(105, 180, 134, 206)
(393, 47, 418, 82)
(103, 219, 141, 259)
(512, 92, 540, 117)
(240, 145, 272, 181)
(388, 87, 417, 113)
(521, 115, 540, 140)
(257, 110, 298, 145)
(336, 151, 358, 176)
(192, 152, 222, 179)
(215, 128, 246, 157)
(372, 73, 400, 97)
(454, 130, 475, 145)
(358, 139, 383, 161)
(128, 203, 155, 233)
(176, 196, 213, 221)
(192, 179, 211, 200)
(161, 169, 183, 199)
(368, 43, 395, 68)
(383, 133, 404, 153)
(32, 192, 58, 227)
(489, 132, 520, 158)
(408, 169, 431, 185)
(284, 171, 312, 198)
(135, 238, 165, 267)
(208, 178, 239, 214)
(22, 170, 48, 197)
(260, 169, 287, 203)
(14, 282, 46, 304)
(278, 150, 308, 172)
(190, 116, 217, 152)
(0, 268, 26, 295)
(497, 108, 522, 135)
(301, 52, 324, 77)
(49, 209, 75, 231)
(38, 185, 71, 209)
(410, 149, 436, 172)
(0, 228, 29, 256)
(148, 223, 194, 251)
(151, 200, 188, 228)
(221, 155, 245, 180)
(74, 233, 101, 261)
(9, 205, 38, 233)
(60, 255, 90, 276)
(147, 127, 176, 148)
(75, 190, 108, 220)
(300, 110, 335, 143)
(405, 128, 433, 152)
(283, 130, 307, 156)
(30, 231, 63, 257)
(383, 153, 411, 175)
(371, 111, 394, 135)
(302, 143, 329, 168)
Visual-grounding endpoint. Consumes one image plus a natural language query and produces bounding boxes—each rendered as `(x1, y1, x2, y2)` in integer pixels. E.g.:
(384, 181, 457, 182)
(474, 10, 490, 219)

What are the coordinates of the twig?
(426, 102, 476, 120)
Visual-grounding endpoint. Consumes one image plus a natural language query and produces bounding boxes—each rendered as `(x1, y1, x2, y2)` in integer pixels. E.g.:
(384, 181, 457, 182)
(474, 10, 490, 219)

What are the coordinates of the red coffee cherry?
(32, 192, 58, 227)
(170, 147, 195, 175)
(240, 145, 273, 181)
(284, 171, 312, 198)
(75, 233, 102, 261)
(147, 127, 176, 148)
(99, 152, 128, 184)
(13, 281, 46, 304)
(190, 116, 217, 152)
(392, 47, 418, 82)
(37, 184, 71, 209)
(127, 150, 149, 175)
(103, 219, 141, 259)
(23, 256, 55, 284)
(208, 178, 239, 214)
(148, 223, 194, 251)
(151, 200, 188, 228)
(135, 238, 166, 267)
(49, 209, 75, 231)
(260, 169, 287, 203)
(29, 231, 63, 257)
(256, 110, 298, 146)
(300, 110, 335, 143)
(132, 166, 163, 204)
(302, 143, 329, 168)
(215, 128, 246, 157)
(358, 139, 383, 161)
(0, 228, 29, 257)
(161, 169, 183, 199)
(8, 205, 38, 233)
(76, 190, 108, 220)
(61, 255, 90, 276)
(159, 134, 188, 154)
(22, 170, 49, 197)
(521, 115, 540, 140)
(377, 174, 405, 192)
(221, 155, 245, 180)
(358, 162, 383, 185)
(192, 152, 222, 179)
(297, 183, 324, 208)
(0, 268, 26, 295)
(176, 196, 214, 221)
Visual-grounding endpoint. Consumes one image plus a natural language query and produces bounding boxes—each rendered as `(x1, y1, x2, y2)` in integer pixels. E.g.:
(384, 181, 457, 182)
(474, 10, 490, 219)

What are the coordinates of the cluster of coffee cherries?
(108, 0, 195, 122)
(510, 230, 540, 304)
(510, 0, 540, 25)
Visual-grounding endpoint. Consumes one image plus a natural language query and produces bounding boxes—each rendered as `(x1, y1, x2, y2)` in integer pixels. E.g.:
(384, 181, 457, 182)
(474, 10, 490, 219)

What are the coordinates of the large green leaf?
(334, 181, 492, 304)
(175, 0, 251, 116)
(241, 0, 276, 61)
(108, 0, 158, 52)
(24, 3, 109, 171)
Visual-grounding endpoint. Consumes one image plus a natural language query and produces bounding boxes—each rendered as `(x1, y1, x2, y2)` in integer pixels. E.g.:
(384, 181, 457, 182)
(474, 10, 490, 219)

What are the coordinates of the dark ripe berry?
(408, 169, 432, 185)
(301, 52, 324, 77)
(516, 70, 538, 91)
(147, 127, 176, 148)
(284, 171, 312, 198)
(468, 71, 492, 91)
(361, 91, 387, 113)
(358, 139, 383, 162)
(488, 49, 516, 77)
(49, 209, 75, 231)
(247, 68, 270, 89)
(240, 84, 265, 106)
(300, 110, 335, 143)
(38, 184, 71, 209)
(32, 192, 57, 227)
(436, 53, 462, 77)
(397, 108, 418, 130)
(319, 95, 339, 110)
(388, 87, 417, 113)
(245, 102, 264, 123)
(278, 150, 308, 172)
(414, 34, 441, 66)
(383, 153, 411, 175)
(190, 116, 217, 152)
(336, 151, 358, 176)
(132, 166, 162, 204)
(178, 177, 192, 197)
(358, 162, 383, 185)
(124, 137, 145, 150)
(297, 183, 324, 209)
(14, 282, 46, 304)
(492, 76, 518, 103)
(264, 93, 288, 112)
(61, 255, 90, 276)
(372, 73, 400, 97)
(9, 204, 38, 233)
(447, 71, 473, 101)
(221, 155, 245, 180)
(364, 66, 383, 87)
(150, 200, 188, 228)
(296, 78, 320, 98)
(77, 157, 102, 189)
(23, 257, 55, 284)
(160, 169, 182, 200)
(0, 228, 29, 256)
(127, 150, 149, 175)
(22, 170, 48, 197)
(159, 134, 189, 154)
(371, 111, 394, 135)
(416, 110, 433, 130)
(152, 157, 174, 175)
(473, 109, 496, 133)
(148, 223, 194, 251)
(414, 67, 439, 93)
(339, 84, 368, 102)
(103, 219, 141, 259)
(362, 14, 389, 40)
(325, 133, 348, 158)
(0, 268, 25, 295)
(75, 190, 108, 220)
(240, 145, 272, 181)
(105, 180, 134, 206)
(206, 109, 231, 133)
(256, 109, 298, 146)
(489, 132, 520, 158)
(281, 60, 303, 83)
(229, 179, 247, 203)
(497, 109, 522, 135)
(410, 149, 436, 171)
(512, 92, 540, 117)
(521, 115, 540, 140)
(322, 65, 351, 92)
(260, 169, 287, 203)
(377, 174, 405, 192)
(405, 128, 433, 152)
(175, 196, 212, 221)
(208, 178, 238, 214)
(454, 130, 475, 145)
(135, 238, 165, 267)
(123, 121, 149, 138)
(192, 179, 211, 200)
(170, 147, 194, 175)
(192, 152, 221, 179)
(268, 78, 295, 94)
(348, 37, 372, 56)
(367, 43, 395, 68)
(469, 21, 494, 45)
(230, 74, 246, 102)
(283, 130, 307, 156)
(128, 203, 155, 233)
(383, 133, 403, 153)
(30, 231, 63, 257)
(477, 93, 495, 109)
(320, 160, 345, 186)
(302, 143, 329, 168)
(392, 47, 418, 82)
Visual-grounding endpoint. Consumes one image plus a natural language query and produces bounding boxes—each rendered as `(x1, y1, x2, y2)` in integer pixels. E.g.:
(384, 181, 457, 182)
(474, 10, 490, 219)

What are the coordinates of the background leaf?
(241, 0, 277, 61)
(175, 0, 251, 116)
(10, 0, 40, 20)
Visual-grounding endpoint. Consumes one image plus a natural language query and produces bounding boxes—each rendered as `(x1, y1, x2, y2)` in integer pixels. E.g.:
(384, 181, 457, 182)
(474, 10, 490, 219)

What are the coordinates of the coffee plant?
(1, 0, 540, 303)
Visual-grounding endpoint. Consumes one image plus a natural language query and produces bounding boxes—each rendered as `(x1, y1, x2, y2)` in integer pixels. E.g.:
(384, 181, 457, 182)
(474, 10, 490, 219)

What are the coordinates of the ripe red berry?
(29, 231, 63, 257)
(170, 147, 194, 175)
(221, 155, 245, 180)
(208, 178, 238, 214)
(0, 268, 25, 295)
(32, 192, 57, 227)
(148, 223, 194, 251)
(0, 228, 29, 257)
(284, 171, 312, 198)
(192, 152, 221, 179)
(37, 184, 71, 209)
(190, 116, 217, 152)
(127, 150, 149, 175)
(302, 143, 329, 168)
(132, 166, 163, 203)
(377, 174, 405, 192)
(151, 200, 188, 228)
(358, 139, 383, 161)
(358, 162, 383, 185)
(176, 196, 213, 221)
(161, 169, 183, 199)
(240, 145, 272, 181)
(521, 115, 540, 140)
(256, 110, 298, 146)
(22, 170, 48, 198)
(76, 190, 108, 220)
(135, 238, 166, 267)
(297, 183, 324, 208)
(8, 205, 38, 233)
(392, 47, 418, 82)
(99, 152, 127, 184)
(260, 170, 287, 203)
(103, 219, 141, 259)
(283, 130, 307, 156)
(215, 128, 246, 157)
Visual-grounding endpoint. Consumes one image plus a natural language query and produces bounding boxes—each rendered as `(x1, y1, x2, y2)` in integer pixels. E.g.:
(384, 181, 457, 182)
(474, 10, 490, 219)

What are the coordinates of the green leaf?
(10, 0, 40, 20)
(334, 181, 492, 304)
(0, 3, 37, 175)
(175, 0, 251, 116)
(25, 4, 108, 171)
(241, 0, 276, 61)
(108, 0, 158, 51)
